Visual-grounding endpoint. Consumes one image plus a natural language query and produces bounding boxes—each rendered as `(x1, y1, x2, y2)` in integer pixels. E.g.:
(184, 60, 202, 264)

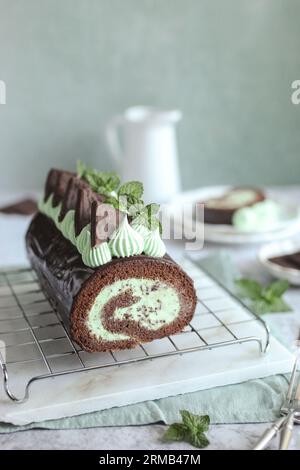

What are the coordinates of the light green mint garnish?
(76, 224, 91, 254)
(144, 228, 166, 257)
(39, 163, 166, 267)
(82, 242, 112, 268)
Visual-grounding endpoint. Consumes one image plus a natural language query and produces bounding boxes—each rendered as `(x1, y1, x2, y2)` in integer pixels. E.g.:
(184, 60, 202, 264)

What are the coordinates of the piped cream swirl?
(60, 210, 76, 245)
(144, 228, 166, 257)
(109, 216, 144, 258)
(76, 224, 91, 254)
(82, 242, 112, 268)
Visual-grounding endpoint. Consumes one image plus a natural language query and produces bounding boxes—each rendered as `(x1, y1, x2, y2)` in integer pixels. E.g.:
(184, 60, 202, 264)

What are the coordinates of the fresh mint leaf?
(195, 415, 210, 433)
(158, 220, 163, 235)
(236, 277, 292, 315)
(131, 203, 161, 231)
(251, 298, 291, 315)
(251, 299, 272, 315)
(163, 423, 187, 442)
(118, 181, 144, 200)
(84, 173, 98, 191)
(188, 432, 210, 449)
(131, 211, 147, 225)
(84, 171, 120, 196)
(163, 410, 210, 449)
(180, 410, 210, 433)
(146, 203, 160, 217)
(147, 204, 162, 232)
(267, 297, 292, 313)
(262, 280, 289, 302)
(128, 203, 145, 218)
(235, 279, 262, 300)
(114, 181, 144, 213)
(76, 160, 86, 178)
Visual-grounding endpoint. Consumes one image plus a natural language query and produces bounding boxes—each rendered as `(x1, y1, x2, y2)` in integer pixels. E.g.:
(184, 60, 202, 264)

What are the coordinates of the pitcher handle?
(105, 116, 124, 165)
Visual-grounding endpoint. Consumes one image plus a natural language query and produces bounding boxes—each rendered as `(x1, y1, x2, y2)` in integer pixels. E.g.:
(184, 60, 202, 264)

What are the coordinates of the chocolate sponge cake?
(202, 187, 265, 225)
(26, 164, 196, 352)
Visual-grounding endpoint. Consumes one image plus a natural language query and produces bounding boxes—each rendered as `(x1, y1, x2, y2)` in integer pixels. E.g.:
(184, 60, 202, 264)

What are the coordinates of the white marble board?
(0, 259, 294, 425)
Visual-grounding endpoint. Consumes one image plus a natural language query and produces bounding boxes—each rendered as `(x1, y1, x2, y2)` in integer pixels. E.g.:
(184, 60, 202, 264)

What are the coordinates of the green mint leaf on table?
(146, 203, 160, 216)
(163, 423, 187, 442)
(188, 432, 210, 449)
(104, 195, 119, 210)
(251, 299, 274, 316)
(268, 297, 292, 312)
(163, 410, 210, 449)
(181, 410, 210, 433)
(262, 280, 289, 302)
(235, 279, 262, 300)
(254, 297, 291, 315)
(235, 278, 291, 315)
(85, 172, 120, 195)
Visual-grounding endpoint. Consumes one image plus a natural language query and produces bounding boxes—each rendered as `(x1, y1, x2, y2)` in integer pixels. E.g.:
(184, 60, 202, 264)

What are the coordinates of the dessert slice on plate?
(202, 187, 265, 225)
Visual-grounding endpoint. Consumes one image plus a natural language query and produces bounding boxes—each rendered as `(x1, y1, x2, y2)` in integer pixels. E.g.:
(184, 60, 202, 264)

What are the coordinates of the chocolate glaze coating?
(26, 214, 93, 321)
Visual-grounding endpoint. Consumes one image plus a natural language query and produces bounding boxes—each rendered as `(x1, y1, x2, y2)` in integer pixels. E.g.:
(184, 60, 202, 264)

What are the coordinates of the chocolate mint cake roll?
(26, 165, 196, 352)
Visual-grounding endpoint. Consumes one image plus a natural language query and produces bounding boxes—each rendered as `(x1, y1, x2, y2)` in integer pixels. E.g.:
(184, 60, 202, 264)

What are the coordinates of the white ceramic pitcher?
(105, 106, 182, 202)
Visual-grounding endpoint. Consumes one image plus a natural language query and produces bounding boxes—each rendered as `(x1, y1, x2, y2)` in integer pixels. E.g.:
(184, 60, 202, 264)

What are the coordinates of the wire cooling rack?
(0, 259, 270, 404)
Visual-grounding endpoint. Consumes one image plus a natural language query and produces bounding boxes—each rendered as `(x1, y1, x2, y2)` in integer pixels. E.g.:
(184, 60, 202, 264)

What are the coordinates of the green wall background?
(0, 0, 299, 191)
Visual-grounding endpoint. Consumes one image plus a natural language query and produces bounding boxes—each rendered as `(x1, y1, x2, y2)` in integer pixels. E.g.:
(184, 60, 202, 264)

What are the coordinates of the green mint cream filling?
(87, 278, 180, 340)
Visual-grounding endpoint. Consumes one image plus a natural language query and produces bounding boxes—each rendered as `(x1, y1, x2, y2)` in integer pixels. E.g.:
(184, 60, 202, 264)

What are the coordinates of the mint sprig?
(118, 181, 144, 201)
(235, 278, 292, 315)
(104, 181, 144, 212)
(163, 410, 210, 449)
(77, 161, 162, 230)
(132, 203, 162, 233)
(76, 161, 120, 196)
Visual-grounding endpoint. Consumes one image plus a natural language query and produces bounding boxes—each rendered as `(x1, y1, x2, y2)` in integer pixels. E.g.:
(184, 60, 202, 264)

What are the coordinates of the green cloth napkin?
(0, 252, 291, 433)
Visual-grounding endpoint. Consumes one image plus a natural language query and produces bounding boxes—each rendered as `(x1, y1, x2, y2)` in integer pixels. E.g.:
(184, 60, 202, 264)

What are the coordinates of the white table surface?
(0, 188, 300, 450)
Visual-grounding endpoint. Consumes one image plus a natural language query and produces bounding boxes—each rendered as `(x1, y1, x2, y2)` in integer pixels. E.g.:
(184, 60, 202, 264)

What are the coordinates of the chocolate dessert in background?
(200, 187, 265, 225)
(269, 251, 300, 270)
(0, 198, 38, 216)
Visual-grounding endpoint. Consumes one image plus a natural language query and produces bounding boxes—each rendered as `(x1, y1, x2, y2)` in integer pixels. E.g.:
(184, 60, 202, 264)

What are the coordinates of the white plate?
(258, 240, 300, 285)
(164, 186, 300, 244)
